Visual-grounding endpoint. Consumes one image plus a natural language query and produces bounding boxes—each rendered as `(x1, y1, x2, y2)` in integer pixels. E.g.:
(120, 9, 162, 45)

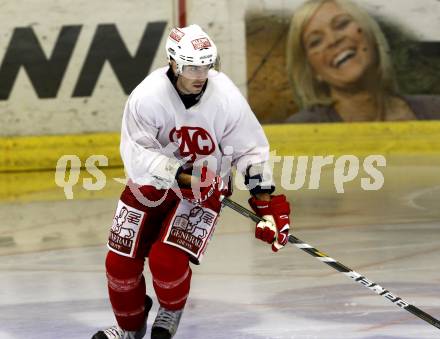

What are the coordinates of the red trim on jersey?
(178, 0, 187, 27)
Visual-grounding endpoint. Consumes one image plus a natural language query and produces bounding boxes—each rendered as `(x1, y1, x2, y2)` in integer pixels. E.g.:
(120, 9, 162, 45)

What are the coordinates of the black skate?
(92, 295, 153, 339)
(150, 307, 183, 339)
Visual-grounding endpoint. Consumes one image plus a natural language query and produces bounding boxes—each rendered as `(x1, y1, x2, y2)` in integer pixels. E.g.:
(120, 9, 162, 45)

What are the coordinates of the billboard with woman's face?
(246, 0, 440, 123)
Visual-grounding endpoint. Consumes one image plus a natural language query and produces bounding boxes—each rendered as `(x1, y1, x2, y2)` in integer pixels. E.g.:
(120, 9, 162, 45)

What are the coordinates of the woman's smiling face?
(302, 1, 376, 90)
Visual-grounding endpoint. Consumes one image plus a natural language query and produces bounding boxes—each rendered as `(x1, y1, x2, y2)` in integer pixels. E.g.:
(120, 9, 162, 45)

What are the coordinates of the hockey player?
(92, 24, 291, 339)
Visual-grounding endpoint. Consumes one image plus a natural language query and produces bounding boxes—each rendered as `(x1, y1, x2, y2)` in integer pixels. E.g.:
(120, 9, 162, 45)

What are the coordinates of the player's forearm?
(121, 140, 182, 188)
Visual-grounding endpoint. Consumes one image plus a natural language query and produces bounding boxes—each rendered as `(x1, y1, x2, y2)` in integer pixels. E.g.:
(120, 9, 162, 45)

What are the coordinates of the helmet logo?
(191, 38, 211, 50)
(170, 28, 185, 42)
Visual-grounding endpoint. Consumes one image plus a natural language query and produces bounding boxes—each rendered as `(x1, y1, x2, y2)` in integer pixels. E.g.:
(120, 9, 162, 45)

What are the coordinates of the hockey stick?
(221, 197, 440, 330)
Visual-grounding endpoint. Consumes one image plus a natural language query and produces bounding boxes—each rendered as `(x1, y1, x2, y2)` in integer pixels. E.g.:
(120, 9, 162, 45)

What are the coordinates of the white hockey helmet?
(166, 24, 218, 78)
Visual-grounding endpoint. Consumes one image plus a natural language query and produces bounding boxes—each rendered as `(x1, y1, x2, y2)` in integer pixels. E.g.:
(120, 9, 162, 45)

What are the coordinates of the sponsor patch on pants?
(163, 199, 219, 264)
(107, 200, 146, 257)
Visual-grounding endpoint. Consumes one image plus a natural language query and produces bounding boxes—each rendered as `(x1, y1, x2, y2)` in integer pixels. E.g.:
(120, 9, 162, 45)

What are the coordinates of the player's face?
(302, 1, 376, 90)
(176, 66, 209, 95)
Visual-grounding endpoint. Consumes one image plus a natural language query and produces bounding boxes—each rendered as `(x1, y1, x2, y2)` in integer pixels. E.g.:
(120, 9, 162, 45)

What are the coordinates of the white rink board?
(0, 0, 174, 136)
(0, 0, 249, 137)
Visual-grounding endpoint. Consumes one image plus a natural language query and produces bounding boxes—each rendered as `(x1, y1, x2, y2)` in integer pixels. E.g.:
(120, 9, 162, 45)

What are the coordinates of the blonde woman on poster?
(285, 0, 440, 123)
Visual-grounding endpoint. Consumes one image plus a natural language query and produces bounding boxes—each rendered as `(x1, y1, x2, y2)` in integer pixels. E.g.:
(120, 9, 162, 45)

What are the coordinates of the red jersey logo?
(169, 127, 215, 162)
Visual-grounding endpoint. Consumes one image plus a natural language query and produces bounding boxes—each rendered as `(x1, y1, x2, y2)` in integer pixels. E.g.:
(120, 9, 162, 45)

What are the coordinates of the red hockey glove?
(180, 168, 228, 212)
(248, 195, 291, 252)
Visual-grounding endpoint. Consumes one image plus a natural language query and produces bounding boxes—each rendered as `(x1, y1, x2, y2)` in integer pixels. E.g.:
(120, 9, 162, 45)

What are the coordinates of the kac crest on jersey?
(169, 126, 215, 162)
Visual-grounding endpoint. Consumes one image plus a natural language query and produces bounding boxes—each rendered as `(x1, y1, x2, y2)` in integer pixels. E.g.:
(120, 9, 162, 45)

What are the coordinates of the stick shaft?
(222, 197, 440, 330)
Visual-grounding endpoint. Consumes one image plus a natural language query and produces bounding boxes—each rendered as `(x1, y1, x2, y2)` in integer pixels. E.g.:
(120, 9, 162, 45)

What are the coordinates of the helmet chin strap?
(168, 63, 180, 85)
(171, 69, 187, 95)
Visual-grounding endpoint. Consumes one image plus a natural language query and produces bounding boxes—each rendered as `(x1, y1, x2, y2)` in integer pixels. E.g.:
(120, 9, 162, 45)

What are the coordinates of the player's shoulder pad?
(128, 67, 171, 108)
(130, 67, 171, 101)
(208, 71, 247, 105)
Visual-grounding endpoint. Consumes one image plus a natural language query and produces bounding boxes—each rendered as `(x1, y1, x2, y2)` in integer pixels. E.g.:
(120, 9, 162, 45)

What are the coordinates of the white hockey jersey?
(120, 67, 272, 190)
